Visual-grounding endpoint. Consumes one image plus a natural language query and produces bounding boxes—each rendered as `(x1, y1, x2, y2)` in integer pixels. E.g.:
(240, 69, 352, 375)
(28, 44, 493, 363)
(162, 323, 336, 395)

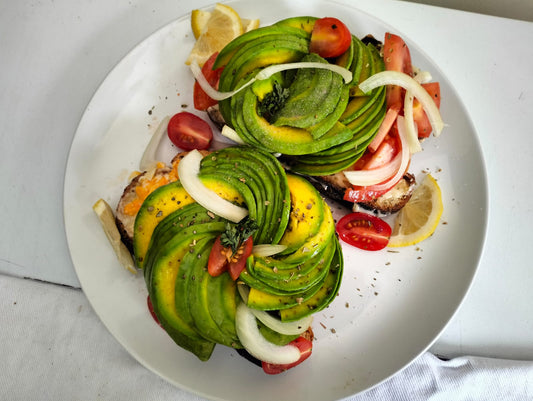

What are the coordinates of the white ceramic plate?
(64, 1, 488, 399)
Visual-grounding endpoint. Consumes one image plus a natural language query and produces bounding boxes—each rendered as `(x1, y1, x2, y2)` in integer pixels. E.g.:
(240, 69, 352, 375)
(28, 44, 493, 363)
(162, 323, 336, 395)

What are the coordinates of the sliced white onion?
(190, 60, 353, 102)
(359, 71, 444, 136)
(345, 116, 411, 192)
(403, 91, 423, 153)
(190, 59, 256, 101)
(251, 244, 288, 257)
(255, 62, 353, 83)
(139, 115, 170, 171)
(177, 149, 248, 223)
(236, 278, 312, 335)
(251, 309, 313, 336)
(367, 115, 411, 192)
(220, 125, 245, 145)
(235, 302, 301, 364)
(413, 67, 433, 84)
(343, 154, 402, 186)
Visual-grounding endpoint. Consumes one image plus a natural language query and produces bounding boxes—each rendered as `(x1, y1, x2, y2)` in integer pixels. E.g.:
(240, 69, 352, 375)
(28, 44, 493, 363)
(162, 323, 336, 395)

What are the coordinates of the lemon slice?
(191, 9, 211, 39)
(388, 173, 443, 247)
(186, 3, 244, 66)
(242, 18, 260, 32)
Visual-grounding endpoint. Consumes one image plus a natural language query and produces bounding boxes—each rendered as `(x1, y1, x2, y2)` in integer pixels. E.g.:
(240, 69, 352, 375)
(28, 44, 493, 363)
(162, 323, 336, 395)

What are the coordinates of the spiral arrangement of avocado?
(132, 146, 342, 360)
(213, 16, 387, 175)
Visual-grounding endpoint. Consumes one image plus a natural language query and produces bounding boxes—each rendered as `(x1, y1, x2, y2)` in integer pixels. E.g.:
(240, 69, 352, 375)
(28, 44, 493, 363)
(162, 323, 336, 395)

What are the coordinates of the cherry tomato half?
(309, 17, 351, 59)
(193, 52, 224, 111)
(167, 111, 213, 151)
(262, 336, 313, 375)
(207, 236, 230, 277)
(228, 237, 254, 281)
(336, 212, 391, 251)
(207, 236, 253, 281)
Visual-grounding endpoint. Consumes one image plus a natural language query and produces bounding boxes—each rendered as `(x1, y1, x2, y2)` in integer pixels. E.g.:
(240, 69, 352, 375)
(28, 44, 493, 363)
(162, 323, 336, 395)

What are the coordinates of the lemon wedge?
(388, 173, 443, 247)
(186, 3, 244, 66)
(191, 9, 211, 39)
(92, 199, 136, 274)
(241, 18, 260, 32)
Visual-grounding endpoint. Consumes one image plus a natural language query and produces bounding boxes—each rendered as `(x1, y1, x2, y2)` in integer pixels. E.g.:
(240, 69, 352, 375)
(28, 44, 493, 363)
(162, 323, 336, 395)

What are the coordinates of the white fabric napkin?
(352, 352, 533, 401)
(1, 274, 532, 401)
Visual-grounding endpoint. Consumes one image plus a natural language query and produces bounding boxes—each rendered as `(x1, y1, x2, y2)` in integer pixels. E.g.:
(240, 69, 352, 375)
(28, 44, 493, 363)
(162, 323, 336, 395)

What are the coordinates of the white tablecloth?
(2, 274, 532, 400)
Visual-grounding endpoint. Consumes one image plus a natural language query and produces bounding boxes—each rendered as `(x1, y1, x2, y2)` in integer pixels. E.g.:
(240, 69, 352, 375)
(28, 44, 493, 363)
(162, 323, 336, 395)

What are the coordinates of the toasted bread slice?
(306, 171, 416, 215)
(115, 166, 174, 252)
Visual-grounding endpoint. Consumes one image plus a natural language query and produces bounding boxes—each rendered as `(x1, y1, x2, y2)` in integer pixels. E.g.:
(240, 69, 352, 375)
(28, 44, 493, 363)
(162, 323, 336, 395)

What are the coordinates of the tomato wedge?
(167, 111, 213, 151)
(413, 82, 441, 138)
(207, 236, 231, 277)
(309, 17, 351, 59)
(336, 212, 391, 251)
(193, 52, 224, 111)
(383, 32, 413, 109)
(261, 336, 313, 374)
(228, 237, 253, 281)
(207, 236, 253, 280)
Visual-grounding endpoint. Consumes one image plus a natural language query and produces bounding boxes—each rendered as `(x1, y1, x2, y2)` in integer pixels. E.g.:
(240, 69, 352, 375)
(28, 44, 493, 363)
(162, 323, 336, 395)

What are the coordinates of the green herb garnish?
(258, 82, 290, 122)
(220, 218, 258, 253)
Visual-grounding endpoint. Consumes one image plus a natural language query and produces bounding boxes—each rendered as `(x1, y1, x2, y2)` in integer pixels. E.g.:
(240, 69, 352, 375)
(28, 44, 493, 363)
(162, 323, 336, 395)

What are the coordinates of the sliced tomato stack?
(343, 32, 441, 205)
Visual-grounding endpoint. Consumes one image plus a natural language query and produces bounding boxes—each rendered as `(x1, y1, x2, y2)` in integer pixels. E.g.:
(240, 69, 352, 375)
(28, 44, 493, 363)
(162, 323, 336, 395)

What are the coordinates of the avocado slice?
(133, 181, 195, 269)
(199, 147, 291, 244)
(274, 16, 318, 34)
(244, 259, 330, 311)
(248, 236, 335, 293)
(279, 198, 336, 264)
(279, 173, 324, 252)
(143, 203, 224, 286)
(242, 88, 353, 155)
(188, 237, 241, 348)
(280, 237, 344, 322)
(148, 231, 217, 361)
(207, 271, 241, 347)
(273, 54, 344, 130)
(214, 24, 310, 69)
(218, 36, 308, 121)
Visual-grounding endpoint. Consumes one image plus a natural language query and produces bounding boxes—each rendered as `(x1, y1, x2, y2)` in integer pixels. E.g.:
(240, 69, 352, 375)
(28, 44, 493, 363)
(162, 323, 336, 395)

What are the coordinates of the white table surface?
(1, 0, 533, 398)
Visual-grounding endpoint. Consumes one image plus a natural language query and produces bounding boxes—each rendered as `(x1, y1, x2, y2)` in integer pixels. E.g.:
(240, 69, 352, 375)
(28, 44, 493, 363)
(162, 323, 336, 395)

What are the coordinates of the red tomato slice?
(309, 17, 351, 59)
(343, 132, 401, 203)
(147, 295, 162, 327)
(413, 82, 441, 138)
(343, 185, 393, 203)
(363, 133, 399, 169)
(227, 237, 253, 281)
(208, 236, 253, 280)
(167, 111, 213, 151)
(207, 236, 229, 277)
(336, 212, 391, 251)
(383, 32, 413, 109)
(193, 52, 224, 111)
(261, 337, 313, 375)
